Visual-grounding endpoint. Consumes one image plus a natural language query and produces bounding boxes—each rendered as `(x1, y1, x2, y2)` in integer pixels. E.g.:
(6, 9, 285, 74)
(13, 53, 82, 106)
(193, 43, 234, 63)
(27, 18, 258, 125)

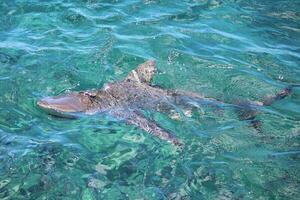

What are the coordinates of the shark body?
(38, 61, 187, 146)
(37, 60, 298, 147)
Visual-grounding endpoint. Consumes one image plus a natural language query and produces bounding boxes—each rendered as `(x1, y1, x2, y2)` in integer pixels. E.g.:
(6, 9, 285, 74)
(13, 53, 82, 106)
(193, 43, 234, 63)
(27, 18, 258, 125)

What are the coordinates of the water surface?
(1, 0, 300, 199)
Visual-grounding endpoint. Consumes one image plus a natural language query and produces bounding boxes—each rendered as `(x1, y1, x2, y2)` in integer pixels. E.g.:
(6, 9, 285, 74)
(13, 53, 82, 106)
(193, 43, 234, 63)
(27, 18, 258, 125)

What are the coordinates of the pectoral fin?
(111, 109, 183, 147)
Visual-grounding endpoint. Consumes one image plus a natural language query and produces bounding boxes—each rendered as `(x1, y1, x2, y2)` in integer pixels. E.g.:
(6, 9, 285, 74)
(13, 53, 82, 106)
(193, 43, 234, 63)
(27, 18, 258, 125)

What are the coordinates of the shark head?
(37, 91, 96, 117)
(37, 60, 157, 117)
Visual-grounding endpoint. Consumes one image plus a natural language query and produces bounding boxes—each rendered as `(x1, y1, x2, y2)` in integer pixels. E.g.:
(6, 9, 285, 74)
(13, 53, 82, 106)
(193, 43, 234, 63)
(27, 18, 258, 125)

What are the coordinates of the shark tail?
(262, 84, 300, 106)
(236, 84, 300, 133)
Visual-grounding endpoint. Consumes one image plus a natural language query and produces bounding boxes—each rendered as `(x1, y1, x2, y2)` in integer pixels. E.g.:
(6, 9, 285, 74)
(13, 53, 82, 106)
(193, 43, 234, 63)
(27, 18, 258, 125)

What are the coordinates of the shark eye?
(83, 92, 96, 98)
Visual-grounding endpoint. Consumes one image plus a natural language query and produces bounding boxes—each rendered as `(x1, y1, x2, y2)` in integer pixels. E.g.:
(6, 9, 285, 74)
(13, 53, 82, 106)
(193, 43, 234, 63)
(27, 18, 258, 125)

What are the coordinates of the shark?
(37, 60, 299, 147)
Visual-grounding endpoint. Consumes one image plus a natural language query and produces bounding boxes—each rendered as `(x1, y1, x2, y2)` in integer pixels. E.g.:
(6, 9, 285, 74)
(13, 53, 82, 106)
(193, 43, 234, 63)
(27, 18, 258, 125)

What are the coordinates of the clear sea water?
(1, 0, 300, 199)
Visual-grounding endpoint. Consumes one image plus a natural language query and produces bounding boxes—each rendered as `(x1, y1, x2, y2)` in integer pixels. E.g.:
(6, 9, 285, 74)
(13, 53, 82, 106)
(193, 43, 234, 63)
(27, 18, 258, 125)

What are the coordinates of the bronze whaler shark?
(37, 60, 299, 147)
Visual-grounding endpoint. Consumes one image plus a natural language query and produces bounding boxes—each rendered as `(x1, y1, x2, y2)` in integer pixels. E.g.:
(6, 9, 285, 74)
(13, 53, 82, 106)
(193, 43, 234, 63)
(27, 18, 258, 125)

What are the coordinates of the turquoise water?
(1, 0, 300, 199)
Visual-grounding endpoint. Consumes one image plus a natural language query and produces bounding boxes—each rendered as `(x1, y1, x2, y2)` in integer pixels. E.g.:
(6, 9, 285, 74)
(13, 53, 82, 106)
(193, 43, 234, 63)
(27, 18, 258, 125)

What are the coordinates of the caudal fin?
(263, 84, 300, 106)
(236, 84, 299, 133)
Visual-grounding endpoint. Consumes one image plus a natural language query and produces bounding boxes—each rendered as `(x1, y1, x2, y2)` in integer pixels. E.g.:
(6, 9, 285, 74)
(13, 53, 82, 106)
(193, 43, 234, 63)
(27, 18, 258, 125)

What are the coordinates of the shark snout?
(37, 99, 50, 108)
(37, 93, 91, 116)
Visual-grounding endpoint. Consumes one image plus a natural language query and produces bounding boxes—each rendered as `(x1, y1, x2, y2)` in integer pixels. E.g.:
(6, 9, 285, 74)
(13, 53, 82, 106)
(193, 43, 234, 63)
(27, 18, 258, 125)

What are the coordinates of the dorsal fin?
(124, 60, 157, 84)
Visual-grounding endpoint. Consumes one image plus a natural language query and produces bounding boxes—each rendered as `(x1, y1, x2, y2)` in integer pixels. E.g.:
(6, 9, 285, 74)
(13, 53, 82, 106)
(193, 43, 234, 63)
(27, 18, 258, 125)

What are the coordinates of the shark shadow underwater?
(37, 60, 299, 147)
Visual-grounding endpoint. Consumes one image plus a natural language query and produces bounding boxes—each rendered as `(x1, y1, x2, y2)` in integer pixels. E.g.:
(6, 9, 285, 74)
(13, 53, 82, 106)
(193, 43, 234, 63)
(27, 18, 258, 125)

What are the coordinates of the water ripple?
(0, 0, 300, 199)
